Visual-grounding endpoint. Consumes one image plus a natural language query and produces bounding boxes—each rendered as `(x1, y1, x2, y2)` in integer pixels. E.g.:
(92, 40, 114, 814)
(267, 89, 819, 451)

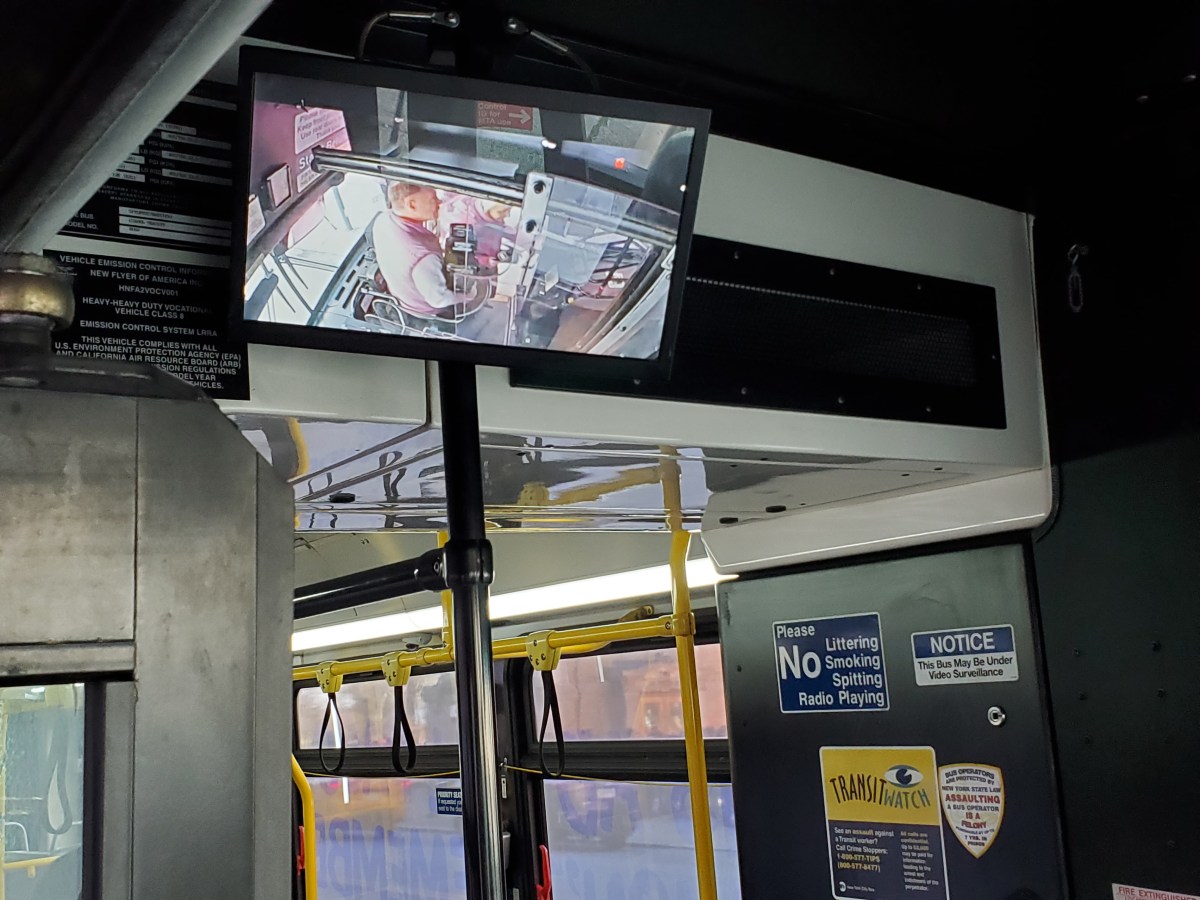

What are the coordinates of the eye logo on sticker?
(938, 764, 1005, 858)
(884, 765, 924, 787)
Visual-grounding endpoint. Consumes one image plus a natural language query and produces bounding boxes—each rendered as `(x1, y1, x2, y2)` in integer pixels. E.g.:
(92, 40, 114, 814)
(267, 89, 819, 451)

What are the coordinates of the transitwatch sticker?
(820, 746, 950, 900)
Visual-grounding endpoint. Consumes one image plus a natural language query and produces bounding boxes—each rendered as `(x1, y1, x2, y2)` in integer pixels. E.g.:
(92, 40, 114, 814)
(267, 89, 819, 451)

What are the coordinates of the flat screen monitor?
(233, 48, 709, 374)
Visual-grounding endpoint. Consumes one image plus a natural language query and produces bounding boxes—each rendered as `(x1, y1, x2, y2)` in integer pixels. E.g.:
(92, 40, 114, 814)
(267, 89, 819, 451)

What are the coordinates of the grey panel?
(99, 680, 136, 900)
(252, 454, 295, 900)
(718, 543, 1065, 900)
(0, 641, 134, 679)
(133, 398, 261, 899)
(0, 388, 136, 642)
(1033, 434, 1200, 897)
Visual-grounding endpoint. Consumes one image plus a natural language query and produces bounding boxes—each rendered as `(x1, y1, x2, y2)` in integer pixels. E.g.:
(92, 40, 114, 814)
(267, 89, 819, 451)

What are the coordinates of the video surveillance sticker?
(820, 746, 950, 900)
(938, 764, 1005, 858)
(911, 625, 1019, 686)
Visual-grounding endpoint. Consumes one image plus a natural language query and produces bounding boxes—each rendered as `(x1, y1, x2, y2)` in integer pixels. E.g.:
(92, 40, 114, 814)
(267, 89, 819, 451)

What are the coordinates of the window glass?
(1, 683, 85, 898)
(532, 644, 729, 740)
(544, 780, 741, 899)
(308, 776, 466, 900)
(298, 671, 459, 749)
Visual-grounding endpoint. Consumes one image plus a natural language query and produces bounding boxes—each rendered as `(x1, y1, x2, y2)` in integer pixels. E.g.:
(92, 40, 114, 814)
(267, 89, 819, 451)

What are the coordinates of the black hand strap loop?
(318, 692, 347, 774)
(537, 669, 566, 778)
(391, 684, 418, 775)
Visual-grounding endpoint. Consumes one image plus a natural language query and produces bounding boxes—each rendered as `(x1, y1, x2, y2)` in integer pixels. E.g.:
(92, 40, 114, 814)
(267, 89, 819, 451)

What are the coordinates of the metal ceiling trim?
(0, 0, 272, 252)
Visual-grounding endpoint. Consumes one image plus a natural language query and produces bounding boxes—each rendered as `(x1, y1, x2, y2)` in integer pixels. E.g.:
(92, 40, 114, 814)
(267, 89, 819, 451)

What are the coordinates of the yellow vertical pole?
(291, 755, 318, 900)
(438, 530, 454, 653)
(661, 454, 719, 900)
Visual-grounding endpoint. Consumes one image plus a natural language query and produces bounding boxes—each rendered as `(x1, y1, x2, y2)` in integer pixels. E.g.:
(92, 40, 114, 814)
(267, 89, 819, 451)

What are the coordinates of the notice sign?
(1114, 886, 1200, 900)
(938, 764, 1005, 858)
(775, 613, 888, 713)
(476, 101, 535, 131)
(821, 747, 949, 900)
(49, 81, 248, 399)
(911, 625, 1018, 686)
(46, 250, 246, 397)
(435, 788, 463, 816)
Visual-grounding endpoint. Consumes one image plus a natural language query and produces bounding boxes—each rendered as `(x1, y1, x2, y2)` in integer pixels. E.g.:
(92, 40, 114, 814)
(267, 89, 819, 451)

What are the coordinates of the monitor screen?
(234, 49, 709, 373)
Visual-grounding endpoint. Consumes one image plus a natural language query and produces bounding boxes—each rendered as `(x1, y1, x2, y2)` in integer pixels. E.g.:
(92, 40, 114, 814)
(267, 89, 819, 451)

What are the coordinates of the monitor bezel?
(230, 46, 710, 377)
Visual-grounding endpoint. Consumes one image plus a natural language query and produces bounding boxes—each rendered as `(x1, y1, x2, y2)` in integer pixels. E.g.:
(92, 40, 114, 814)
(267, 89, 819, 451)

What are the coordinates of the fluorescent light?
(292, 605, 443, 652)
(291, 557, 735, 653)
(489, 557, 733, 619)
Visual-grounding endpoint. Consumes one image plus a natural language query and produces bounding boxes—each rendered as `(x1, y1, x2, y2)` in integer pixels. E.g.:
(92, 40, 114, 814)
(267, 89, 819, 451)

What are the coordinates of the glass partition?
(307, 775, 466, 900)
(1, 683, 85, 900)
(544, 780, 741, 899)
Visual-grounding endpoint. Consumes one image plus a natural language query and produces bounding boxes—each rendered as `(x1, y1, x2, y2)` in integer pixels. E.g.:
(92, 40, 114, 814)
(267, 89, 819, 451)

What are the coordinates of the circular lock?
(987, 706, 1007, 727)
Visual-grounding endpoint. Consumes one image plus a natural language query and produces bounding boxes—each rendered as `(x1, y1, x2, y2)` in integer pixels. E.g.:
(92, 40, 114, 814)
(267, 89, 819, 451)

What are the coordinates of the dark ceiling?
(1, 1, 1197, 216)
(246, 0, 1200, 211)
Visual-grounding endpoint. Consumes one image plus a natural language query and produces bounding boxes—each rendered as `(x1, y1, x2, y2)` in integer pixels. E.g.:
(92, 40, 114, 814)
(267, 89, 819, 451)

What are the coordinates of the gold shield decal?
(938, 764, 1005, 858)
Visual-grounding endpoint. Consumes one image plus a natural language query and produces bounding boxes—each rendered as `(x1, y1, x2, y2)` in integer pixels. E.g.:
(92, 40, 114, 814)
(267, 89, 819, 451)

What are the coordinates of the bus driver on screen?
(370, 182, 514, 320)
(371, 182, 459, 317)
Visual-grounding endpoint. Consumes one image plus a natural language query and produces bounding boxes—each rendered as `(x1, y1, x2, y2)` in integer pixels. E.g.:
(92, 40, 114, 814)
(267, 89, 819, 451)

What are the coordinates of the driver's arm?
(412, 255, 460, 309)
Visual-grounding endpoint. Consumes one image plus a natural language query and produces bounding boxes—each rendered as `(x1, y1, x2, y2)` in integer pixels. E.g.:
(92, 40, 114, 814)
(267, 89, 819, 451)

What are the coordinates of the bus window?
(544, 780, 741, 899)
(297, 670, 459, 749)
(1, 683, 85, 900)
(307, 776, 466, 900)
(532, 644, 728, 740)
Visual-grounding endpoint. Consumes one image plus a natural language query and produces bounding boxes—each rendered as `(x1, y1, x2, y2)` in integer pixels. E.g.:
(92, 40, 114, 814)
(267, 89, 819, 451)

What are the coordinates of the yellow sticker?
(820, 746, 950, 900)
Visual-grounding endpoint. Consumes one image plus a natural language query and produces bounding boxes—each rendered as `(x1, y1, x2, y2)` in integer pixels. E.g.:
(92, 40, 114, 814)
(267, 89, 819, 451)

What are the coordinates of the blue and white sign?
(435, 787, 463, 816)
(774, 613, 889, 714)
(911, 624, 1019, 686)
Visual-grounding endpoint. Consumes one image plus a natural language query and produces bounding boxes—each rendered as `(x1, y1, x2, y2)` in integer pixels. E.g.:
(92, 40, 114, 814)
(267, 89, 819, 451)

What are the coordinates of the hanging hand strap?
(318, 692, 347, 774)
(382, 652, 417, 775)
(527, 631, 565, 777)
(391, 684, 418, 774)
(537, 669, 566, 778)
(315, 662, 346, 774)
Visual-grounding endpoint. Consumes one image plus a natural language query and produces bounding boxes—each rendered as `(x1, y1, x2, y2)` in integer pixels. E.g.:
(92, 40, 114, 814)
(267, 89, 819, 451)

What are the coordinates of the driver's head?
(387, 182, 439, 221)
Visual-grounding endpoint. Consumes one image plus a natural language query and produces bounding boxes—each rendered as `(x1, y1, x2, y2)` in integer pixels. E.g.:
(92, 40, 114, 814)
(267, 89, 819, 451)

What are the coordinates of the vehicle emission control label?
(821, 746, 950, 900)
(911, 625, 1018, 686)
(775, 613, 888, 713)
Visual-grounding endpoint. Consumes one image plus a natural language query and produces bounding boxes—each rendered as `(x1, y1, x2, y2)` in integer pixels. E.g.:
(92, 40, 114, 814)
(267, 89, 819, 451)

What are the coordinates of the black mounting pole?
(439, 360, 505, 900)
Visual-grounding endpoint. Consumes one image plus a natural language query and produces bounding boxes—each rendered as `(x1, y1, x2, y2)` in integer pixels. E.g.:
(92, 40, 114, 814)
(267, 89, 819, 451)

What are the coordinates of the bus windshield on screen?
(240, 63, 704, 363)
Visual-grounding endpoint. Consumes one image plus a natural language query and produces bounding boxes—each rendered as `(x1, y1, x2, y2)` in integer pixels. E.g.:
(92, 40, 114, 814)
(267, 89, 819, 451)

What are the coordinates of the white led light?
(291, 558, 735, 652)
(291, 605, 443, 652)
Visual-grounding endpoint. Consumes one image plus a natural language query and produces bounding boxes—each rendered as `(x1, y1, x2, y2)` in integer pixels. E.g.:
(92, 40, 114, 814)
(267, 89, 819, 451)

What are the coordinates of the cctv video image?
(242, 71, 700, 360)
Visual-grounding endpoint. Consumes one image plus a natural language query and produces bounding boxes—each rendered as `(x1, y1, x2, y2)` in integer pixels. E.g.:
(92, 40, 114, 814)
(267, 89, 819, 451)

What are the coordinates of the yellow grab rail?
(291, 754, 318, 900)
(293, 614, 678, 683)
(661, 455, 719, 900)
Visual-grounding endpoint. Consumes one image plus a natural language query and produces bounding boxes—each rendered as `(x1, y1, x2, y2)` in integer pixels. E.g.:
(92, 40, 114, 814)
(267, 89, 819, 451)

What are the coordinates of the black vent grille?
(513, 236, 1006, 428)
(681, 277, 980, 389)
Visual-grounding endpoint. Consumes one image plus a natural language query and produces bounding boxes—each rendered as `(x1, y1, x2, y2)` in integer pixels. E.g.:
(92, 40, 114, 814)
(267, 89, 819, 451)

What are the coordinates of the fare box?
(911, 625, 1019, 687)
